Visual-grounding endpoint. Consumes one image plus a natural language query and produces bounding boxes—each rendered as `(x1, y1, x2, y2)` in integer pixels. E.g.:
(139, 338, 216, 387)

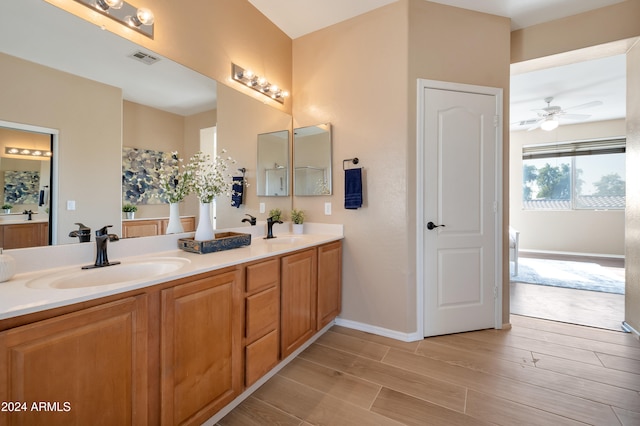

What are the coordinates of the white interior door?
(418, 81, 502, 337)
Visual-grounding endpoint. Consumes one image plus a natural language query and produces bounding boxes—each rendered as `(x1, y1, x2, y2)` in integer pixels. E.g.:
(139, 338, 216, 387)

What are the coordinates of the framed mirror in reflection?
(293, 124, 332, 196)
(0, 126, 53, 248)
(257, 130, 290, 197)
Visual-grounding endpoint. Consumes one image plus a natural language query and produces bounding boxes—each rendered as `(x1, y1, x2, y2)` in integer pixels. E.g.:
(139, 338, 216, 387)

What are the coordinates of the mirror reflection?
(1, 0, 292, 246)
(257, 130, 290, 197)
(293, 124, 332, 196)
(0, 126, 51, 248)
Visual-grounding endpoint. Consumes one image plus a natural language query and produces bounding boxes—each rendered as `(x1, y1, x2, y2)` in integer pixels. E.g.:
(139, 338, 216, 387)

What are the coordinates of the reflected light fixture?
(232, 64, 289, 104)
(540, 117, 559, 131)
(73, 0, 154, 38)
(5, 147, 53, 158)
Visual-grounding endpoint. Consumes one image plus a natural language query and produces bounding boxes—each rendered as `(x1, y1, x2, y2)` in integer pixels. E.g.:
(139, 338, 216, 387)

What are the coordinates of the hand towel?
(344, 168, 362, 209)
(231, 176, 243, 208)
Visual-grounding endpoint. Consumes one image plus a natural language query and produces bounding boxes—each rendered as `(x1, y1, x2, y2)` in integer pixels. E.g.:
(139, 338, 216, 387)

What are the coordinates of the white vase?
(194, 202, 215, 241)
(165, 203, 184, 234)
(292, 223, 304, 234)
(0, 249, 16, 282)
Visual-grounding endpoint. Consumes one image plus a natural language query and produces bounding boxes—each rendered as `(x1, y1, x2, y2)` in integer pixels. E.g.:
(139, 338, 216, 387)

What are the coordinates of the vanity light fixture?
(5, 147, 52, 158)
(73, 0, 154, 38)
(232, 64, 289, 104)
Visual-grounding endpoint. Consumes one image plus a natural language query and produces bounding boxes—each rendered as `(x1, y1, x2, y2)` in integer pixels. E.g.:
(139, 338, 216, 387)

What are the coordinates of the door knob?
(427, 221, 445, 230)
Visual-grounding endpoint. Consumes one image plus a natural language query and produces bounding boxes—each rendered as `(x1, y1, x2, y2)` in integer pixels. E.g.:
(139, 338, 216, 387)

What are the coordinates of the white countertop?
(0, 222, 343, 321)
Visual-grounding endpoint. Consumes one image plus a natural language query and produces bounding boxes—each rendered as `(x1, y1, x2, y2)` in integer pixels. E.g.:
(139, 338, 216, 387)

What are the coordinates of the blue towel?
(344, 168, 362, 209)
(231, 176, 243, 208)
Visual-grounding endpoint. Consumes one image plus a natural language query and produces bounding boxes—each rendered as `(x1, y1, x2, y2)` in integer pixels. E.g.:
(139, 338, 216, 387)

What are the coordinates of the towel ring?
(343, 157, 359, 170)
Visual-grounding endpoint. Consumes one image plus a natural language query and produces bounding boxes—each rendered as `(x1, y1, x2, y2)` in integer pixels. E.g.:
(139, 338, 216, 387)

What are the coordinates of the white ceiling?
(0, 0, 628, 126)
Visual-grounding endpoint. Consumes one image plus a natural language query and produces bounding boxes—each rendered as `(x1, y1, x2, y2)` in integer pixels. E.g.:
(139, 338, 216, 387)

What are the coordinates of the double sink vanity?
(0, 224, 343, 425)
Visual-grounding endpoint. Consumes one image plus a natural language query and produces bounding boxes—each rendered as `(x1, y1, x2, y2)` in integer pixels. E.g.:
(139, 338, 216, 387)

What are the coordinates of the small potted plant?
(2, 204, 12, 214)
(291, 208, 305, 234)
(122, 203, 138, 219)
(268, 208, 283, 222)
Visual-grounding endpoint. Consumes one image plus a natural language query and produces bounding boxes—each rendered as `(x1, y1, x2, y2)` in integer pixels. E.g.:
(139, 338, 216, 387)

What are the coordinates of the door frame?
(416, 79, 504, 338)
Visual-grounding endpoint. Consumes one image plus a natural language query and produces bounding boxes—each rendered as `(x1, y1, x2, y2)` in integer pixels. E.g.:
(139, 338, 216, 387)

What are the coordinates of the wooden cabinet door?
(317, 241, 343, 329)
(0, 296, 148, 426)
(122, 219, 162, 238)
(2, 222, 47, 249)
(280, 249, 317, 358)
(160, 269, 242, 426)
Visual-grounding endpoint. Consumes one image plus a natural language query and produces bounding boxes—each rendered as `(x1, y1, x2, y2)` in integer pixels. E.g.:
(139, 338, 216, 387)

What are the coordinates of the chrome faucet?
(265, 216, 282, 239)
(241, 214, 256, 226)
(83, 225, 120, 269)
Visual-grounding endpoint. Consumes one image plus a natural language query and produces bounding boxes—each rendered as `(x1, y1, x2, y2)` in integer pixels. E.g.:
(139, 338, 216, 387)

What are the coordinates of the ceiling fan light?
(540, 117, 559, 131)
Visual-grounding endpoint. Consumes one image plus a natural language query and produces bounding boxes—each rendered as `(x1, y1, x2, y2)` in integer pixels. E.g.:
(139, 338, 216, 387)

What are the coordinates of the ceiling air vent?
(129, 51, 161, 65)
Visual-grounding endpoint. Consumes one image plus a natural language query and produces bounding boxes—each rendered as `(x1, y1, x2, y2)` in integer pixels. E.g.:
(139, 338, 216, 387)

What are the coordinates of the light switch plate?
(67, 200, 76, 211)
(324, 202, 331, 215)
(259, 202, 265, 213)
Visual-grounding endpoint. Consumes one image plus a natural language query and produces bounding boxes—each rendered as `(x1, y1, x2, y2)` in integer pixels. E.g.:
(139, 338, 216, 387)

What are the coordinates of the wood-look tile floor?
(510, 254, 626, 331)
(219, 317, 640, 426)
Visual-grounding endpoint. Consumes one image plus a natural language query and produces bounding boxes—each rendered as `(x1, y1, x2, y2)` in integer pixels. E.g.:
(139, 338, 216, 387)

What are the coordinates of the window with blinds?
(522, 138, 626, 210)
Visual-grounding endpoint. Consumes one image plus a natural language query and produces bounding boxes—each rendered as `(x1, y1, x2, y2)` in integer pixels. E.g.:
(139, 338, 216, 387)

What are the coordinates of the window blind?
(522, 137, 626, 160)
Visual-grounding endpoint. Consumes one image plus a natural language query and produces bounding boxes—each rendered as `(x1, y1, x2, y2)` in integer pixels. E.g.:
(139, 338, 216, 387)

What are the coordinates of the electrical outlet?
(259, 202, 265, 213)
(324, 202, 332, 215)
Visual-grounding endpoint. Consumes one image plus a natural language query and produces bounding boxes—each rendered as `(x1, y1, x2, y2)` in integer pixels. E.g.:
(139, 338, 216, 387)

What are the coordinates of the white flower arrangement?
(158, 152, 191, 203)
(186, 150, 237, 203)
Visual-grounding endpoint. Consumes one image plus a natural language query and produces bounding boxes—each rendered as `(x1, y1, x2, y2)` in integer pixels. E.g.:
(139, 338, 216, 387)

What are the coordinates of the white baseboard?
(334, 317, 423, 342)
(519, 249, 624, 259)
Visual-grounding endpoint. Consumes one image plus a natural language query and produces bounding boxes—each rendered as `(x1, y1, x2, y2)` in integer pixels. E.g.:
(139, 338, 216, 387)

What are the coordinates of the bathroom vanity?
(0, 227, 342, 425)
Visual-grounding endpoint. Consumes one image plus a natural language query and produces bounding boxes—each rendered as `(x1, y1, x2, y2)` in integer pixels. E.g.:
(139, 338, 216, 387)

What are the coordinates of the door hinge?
(493, 115, 500, 127)
(493, 201, 498, 213)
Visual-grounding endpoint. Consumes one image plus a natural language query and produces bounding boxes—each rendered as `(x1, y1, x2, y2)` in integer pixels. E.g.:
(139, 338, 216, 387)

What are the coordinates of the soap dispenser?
(0, 248, 16, 283)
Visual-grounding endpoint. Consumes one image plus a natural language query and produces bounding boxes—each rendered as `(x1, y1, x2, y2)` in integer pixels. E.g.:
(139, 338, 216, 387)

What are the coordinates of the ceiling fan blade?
(560, 113, 591, 120)
(526, 121, 543, 131)
(563, 100, 603, 111)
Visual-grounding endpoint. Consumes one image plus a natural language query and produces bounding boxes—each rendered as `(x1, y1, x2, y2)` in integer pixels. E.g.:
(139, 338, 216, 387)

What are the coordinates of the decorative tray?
(178, 232, 251, 254)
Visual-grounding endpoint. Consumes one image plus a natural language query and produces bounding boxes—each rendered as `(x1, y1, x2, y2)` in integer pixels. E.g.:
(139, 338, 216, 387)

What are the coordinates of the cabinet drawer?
(246, 258, 279, 293)
(245, 329, 279, 387)
(245, 286, 279, 342)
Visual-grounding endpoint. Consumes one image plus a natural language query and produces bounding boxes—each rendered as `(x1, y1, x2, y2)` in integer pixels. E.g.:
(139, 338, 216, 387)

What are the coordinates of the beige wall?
(293, 2, 410, 332)
(0, 52, 122, 244)
(510, 120, 626, 256)
(511, 0, 640, 63)
(293, 0, 511, 334)
(626, 40, 640, 333)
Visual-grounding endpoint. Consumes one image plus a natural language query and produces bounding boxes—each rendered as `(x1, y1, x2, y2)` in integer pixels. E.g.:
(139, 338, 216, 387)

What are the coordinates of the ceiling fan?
(519, 97, 603, 131)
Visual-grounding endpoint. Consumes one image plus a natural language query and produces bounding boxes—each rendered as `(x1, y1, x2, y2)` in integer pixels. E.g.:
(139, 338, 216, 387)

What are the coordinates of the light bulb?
(105, 0, 123, 9)
(540, 117, 559, 131)
(136, 8, 154, 25)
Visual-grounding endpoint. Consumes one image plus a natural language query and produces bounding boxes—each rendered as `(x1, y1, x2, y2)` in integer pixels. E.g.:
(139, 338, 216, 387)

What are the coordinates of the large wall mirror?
(257, 130, 290, 197)
(0, 0, 291, 246)
(293, 124, 332, 196)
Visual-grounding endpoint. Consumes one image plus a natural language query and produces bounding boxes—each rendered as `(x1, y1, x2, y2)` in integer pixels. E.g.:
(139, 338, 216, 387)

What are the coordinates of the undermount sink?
(26, 257, 191, 290)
